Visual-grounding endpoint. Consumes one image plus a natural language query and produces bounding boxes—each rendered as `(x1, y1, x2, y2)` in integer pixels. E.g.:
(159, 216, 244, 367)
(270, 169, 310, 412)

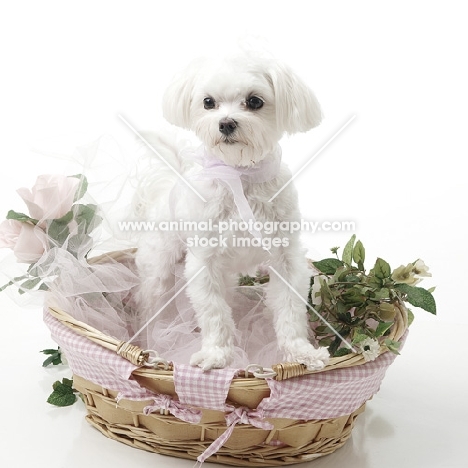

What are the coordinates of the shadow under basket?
(44, 250, 409, 466)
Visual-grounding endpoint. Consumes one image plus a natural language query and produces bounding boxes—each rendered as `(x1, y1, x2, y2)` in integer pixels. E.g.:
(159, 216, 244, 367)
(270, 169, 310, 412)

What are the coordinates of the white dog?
(135, 53, 329, 371)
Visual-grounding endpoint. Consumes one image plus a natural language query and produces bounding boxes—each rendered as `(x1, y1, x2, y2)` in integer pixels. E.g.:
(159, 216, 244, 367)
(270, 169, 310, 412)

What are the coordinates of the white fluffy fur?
(135, 53, 330, 371)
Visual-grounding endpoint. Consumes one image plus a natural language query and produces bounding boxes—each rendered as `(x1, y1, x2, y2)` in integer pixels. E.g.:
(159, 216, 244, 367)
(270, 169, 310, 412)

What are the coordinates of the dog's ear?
(265, 62, 322, 134)
(162, 60, 201, 129)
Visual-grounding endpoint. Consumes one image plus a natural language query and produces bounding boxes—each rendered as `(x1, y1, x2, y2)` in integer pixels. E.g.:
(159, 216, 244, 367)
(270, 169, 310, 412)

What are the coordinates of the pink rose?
(16, 175, 80, 225)
(0, 219, 47, 263)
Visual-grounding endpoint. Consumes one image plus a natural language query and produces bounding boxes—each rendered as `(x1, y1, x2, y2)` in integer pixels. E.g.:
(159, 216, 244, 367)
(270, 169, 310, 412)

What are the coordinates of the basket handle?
(48, 306, 150, 366)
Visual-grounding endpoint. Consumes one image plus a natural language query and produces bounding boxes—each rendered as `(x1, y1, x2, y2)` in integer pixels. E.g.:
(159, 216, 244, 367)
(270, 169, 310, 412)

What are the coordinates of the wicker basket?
(44, 250, 409, 466)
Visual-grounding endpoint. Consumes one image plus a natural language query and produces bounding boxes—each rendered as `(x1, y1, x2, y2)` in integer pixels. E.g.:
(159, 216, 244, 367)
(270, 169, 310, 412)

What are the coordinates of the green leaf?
(1, 274, 29, 292)
(342, 234, 356, 265)
(38, 283, 49, 292)
(378, 303, 397, 321)
(407, 308, 415, 326)
(55, 210, 74, 225)
(352, 330, 369, 344)
(395, 284, 437, 314)
(73, 204, 100, 233)
(47, 378, 77, 407)
(312, 258, 344, 275)
(371, 258, 391, 279)
(352, 240, 365, 269)
(337, 310, 353, 324)
(375, 321, 394, 337)
(367, 275, 383, 288)
(314, 325, 331, 335)
(334, 347, 352, 357)
(318, 337, 333, 347)
(372, 288, 390, 300)
(40, 348, 62, 367)
(341, 288, 367, 307)
(19, 277, 42, 292)
(62, 377, 73, 387)
(42, 355, 62, 367)
(343, 273, 361, 283)
(46, 212, 72, 246)
(0, 280, 14, 293)
(70, 174, 88, 202)
(66, 233, 93, 259)
(6, 210, 38, 224)
(384, 339, 401, 355)
(238, 274, 255, 286)
(329, 335, 344, 356)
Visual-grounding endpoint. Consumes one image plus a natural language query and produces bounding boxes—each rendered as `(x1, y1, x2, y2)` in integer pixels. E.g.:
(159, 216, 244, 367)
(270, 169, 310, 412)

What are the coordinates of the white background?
(0, 2, 467, 468)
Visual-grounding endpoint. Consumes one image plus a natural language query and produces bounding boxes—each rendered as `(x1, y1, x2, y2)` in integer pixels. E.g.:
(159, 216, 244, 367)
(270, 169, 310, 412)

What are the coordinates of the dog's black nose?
(219, 118, 237, 136)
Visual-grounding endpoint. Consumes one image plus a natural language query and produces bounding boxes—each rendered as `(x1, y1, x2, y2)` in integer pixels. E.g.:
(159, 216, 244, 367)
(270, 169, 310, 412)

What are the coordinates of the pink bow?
(192, 146, 282, 241)
(197, 406, 274, 464)
(143, 394, 202, 424)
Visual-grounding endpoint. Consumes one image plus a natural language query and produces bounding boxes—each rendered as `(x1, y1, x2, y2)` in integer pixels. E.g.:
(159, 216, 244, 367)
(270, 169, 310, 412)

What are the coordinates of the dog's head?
(163, 54, 322, 167)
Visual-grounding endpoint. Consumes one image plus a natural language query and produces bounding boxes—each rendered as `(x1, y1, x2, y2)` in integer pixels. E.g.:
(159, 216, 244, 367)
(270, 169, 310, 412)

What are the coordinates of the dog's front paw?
(286, 343, 330, 371)
(190, 346, 234, 371)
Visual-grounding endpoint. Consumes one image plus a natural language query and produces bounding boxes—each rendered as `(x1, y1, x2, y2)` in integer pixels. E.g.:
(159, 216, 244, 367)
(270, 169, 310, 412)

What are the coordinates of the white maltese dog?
(134, 52, 329, 371)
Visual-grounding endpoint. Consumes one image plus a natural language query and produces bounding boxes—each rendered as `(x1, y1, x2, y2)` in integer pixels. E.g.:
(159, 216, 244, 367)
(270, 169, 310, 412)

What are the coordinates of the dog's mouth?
(215, 133, 239, 146)
(220, 136, 237, 145)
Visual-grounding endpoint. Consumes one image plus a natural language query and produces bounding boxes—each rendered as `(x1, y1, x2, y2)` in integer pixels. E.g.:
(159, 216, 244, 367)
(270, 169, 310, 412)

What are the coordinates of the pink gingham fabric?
(43, 309, 154, 400)
(44, 307, 402, 421)
(257, 346, 401, 420)
(174, 363, 239, 411)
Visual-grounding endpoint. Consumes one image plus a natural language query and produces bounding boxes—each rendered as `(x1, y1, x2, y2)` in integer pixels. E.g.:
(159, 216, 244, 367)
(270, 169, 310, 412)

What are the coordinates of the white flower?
(59, 348, 68, 366)
(412, 259, 431, 277)
(358, 337, 380, 362)
(391, 263, 420, 286)
(311, 275, 329, 306)
(392, 259, 432, 286)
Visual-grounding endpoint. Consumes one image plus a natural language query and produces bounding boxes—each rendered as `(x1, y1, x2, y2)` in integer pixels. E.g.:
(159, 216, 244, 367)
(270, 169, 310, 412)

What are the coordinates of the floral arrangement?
(0, 174, 103, 406)
(0, 174, 101, 294)
(238, 234, 436, 362)
(308, 235, 436, 360)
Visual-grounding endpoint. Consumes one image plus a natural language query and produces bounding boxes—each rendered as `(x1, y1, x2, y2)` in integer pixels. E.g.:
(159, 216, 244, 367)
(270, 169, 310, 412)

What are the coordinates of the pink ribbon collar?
(193, 146, 282, 240)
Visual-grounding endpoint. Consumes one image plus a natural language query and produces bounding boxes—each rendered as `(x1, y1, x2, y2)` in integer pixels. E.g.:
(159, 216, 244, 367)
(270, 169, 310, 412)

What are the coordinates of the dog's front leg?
(185, 250, 236, 370)
(267, 240, 329, 371)
(136, 232, 185, 302)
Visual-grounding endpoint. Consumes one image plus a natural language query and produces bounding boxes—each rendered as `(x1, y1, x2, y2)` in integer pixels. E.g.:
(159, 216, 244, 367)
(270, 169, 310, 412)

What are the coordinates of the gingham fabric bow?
(143, 394, 202, 423)
(197, 406, 274, 464)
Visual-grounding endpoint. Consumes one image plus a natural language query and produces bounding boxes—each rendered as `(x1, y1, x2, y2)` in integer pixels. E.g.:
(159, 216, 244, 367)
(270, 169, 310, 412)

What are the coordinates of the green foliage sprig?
(40, 347, 64, 367)
(47, 378, 78, 407)
(309, 235, 436, 359)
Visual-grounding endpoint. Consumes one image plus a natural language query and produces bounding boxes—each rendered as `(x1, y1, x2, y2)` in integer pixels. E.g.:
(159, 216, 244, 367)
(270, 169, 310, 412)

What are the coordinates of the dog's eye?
(203, 97, 216, 109)
(247, 96, 264, 110)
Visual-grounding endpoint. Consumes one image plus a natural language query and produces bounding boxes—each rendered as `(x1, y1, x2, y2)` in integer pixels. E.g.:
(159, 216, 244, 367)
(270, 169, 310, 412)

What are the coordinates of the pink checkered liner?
(43, 310, 154, 400)
(44, 308, 402, 421)
(174, 364, 239, 411)
(258, 348, 400, 420)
